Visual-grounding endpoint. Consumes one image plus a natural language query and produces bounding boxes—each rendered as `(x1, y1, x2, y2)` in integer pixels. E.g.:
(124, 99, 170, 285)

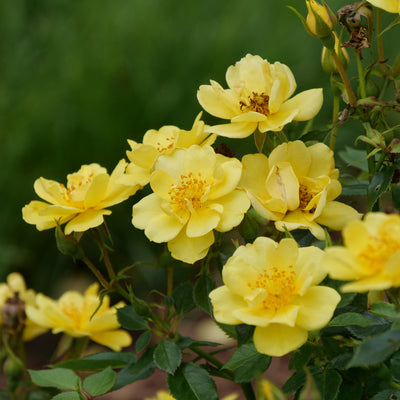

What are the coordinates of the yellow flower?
(0, 273, 48, 341)
(306, 0, 337, 38)
(209, 237, 341, 357)
(324, 212, 400, 292)
(239, 140, 361, 240)
(121, 113, 216, 186)
(22, 160, 140, 235)
(367, 0, 400, 14)
(25, 283, 132, 351)
(132, 145, 250, 264)
(197, 54, 323, 138)
(144, 391, 238, 400)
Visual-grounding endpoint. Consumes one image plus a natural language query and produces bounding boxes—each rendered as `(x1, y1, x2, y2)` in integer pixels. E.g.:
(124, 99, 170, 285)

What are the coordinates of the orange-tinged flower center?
(168, 172, 210, 213)
(299, 184, 315, 210)
(248, 266, 297, 311)
(358, 233, 400, 274)
(240, 92, 270, 115)
(61, 171, 95, 203)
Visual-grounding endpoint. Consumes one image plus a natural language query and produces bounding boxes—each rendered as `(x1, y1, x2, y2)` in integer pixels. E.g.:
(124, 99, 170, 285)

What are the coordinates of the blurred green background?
(1, 0, 398, 294)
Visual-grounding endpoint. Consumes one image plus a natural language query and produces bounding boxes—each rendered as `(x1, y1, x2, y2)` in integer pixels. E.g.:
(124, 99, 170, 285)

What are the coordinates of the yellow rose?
(367, 0, 400, 14)
(239, 140, 361, 240)
(324, 212, 400, 292)
(22, 160, 140, 234)
(197, 54, 323, 138)
(0, 273, 48, 341)
(209, 237, 341, 357)
(306, 0, 337, 38)
(131, 145, 250, 264)
(25, 283, 131, 351)
(121, 112, 216, 186)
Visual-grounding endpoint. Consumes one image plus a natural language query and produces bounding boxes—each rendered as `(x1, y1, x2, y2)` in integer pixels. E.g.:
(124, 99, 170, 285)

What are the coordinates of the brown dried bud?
(1, 293, 26, 336)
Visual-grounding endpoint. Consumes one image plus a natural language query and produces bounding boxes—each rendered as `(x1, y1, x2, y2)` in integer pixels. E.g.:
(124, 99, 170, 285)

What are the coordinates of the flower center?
(168, 172, 209, 212)
(240, 92, 270, 115)
(62, 171, 95, 204)
(358, 233, 400, 275)
(299, 184, 315, 210)
(61, 301, 81, 328)
(248, 266, 297, 311)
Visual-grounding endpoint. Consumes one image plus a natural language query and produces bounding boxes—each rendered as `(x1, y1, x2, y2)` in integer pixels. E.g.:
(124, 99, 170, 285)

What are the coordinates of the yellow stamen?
(240, 92, 270, 115)
(248, 266, 297, 311)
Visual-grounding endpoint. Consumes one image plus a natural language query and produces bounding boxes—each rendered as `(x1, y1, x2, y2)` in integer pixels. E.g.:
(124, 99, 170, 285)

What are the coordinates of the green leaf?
(54, 352, 134, 370)
(117, 305, 149, 331)
(338, 146, 369, 172)
(336, 380, 363, 400)
(113, 346, 155, 390)
(223, 344, 270, 383)
(370, 389, 400, 400)
(83, 367, 116, 397)
(390, 351, 400, 383)
(367, 166, 395, 211)
(347, 329, 400, 368)
(371, 301, 400, 321)
(136, 330, 152, 353)
(172, 282, 195, 315)
(154, 341, 182, 375)
(167, 362, 218, 400)
(29, 368, 81, 391)
(193, 274, 216, 314)
(236, 324, 254, 346)
(313, 369, 342, 400)
(328, 312, 373, 328)
(51, 393, 81, 400)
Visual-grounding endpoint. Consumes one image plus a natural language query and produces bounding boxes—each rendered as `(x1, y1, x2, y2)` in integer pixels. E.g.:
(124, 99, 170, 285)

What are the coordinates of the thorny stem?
(94, 228, 116, 280)
(330, 49, 357, 108)
(83, 256, 111, 291)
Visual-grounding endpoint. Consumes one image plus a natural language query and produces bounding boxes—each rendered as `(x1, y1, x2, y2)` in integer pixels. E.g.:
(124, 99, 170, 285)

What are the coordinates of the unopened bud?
(3, 353, 24, 392)
(321, 33, 349, 74)
(55, 223, 84, 260)
(1, 293, 26, 336)
(306, 0, 337, 39)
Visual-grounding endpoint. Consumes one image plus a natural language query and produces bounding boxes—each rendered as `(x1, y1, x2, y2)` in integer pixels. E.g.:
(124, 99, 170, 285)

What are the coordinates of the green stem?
(191, 346, 224, 369)
(329, 94, 340, 150)
(330, 49, 357, 107)
(94, 228, 115, 280)
(83, 257, 111, 291)
(356, 55, 367, 99)
(376, 8, 385, 65)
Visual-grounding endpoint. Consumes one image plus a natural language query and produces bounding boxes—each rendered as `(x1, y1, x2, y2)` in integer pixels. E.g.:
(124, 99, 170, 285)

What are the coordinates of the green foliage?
(82, 367, 116, 397)
(153, 341, 182, 375)
(117, 305, 149, 331)
(28, 369, 81, 391)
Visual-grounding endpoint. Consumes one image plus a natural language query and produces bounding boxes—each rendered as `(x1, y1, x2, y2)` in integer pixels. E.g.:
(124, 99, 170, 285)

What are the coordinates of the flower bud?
(306, 0, 337, 38)
(321, 33, 349, 74)
(3, 353, 24, 392)
(55, 223, 85, 260)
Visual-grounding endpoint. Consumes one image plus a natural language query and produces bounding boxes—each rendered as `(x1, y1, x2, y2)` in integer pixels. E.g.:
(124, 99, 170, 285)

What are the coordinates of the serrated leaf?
(29, 368, 81, 391)
(314, 369, 342, 400)
(224, 344, 270, 383)
(167, 362, 218, 400)
(193, 275, 216, 314)
(328, 312, 373, 327)
(136, 330, 152, 353)
(172, 282, 195, 315)
(367, 166, 395, 211)
(347, 329, 400, 368)
(371, 301, 400, 321)
(54, 351, 134, 370)
(113, 346, 155, 390)
(83, 367, 116, 396)
(117, 305, 149, 331)
(51, 393, 81, 400)
(154, 341, 182, 375)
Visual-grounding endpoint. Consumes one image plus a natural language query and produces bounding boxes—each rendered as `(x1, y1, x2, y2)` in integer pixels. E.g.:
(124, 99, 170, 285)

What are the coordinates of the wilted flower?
(197, 54, 323, 138)
(131, 145, 250, 264)
(121, 113, 216, 186)
(22, 160, 140, 235)
(25, 283, 131, 351)
(239, 140, 361, 240)
(0, 273, 47, 341)
(324, 212, 400, 292)
(366, 0, 400, 14)
(209, 237, 341, 357)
